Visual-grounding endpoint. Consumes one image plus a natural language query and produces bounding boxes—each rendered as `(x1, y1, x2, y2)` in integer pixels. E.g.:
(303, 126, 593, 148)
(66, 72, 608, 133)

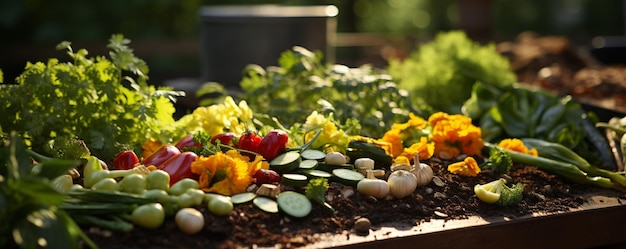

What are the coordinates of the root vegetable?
(175, 208, 205, 235)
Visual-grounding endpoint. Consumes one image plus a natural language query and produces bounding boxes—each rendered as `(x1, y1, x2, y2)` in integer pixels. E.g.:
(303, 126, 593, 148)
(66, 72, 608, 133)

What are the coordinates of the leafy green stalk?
(484, 143, 621, 191)
(305, 178, 334, 212)
(521, 138, 626, 188)
(1, 132, 96, 249)
(238, 46, 421, 138)
(0, 34, 186, 162)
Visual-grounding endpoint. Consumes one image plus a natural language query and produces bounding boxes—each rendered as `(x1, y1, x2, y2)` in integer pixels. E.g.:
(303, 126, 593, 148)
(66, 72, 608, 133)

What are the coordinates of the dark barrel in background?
(199, 5, 338, 89)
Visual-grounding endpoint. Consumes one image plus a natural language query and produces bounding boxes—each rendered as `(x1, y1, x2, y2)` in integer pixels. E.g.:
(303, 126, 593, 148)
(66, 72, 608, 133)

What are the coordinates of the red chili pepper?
(257, 130, 289, 161)
(210, 133, 237, 147)
(157, 151, 199, 186)
(141, 145, 181, 167)
(237, 131, 262, 159)
(174, 134, 202, 150)
(113, 150, 139, 170)
(252, 169, 281, 186)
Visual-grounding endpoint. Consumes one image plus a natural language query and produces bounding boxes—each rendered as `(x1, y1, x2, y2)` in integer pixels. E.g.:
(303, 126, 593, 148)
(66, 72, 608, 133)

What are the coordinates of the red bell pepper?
(141, 145, 180, 167)
(237, 131, 262, 159)
(257, 130, 289, 161)
(113, 150, 139, 170)
(175, 134, 202, 150)
(157, 151, 199, 186)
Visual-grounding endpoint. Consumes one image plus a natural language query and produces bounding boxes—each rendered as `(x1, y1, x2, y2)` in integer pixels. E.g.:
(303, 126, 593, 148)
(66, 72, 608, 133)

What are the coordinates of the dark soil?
(497, 31, 626, 114)
(83, 158, 626, 249)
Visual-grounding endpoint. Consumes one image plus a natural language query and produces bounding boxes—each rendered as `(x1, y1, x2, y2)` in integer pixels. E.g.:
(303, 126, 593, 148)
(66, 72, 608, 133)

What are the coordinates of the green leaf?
(14, 178, 66, 205)
(34, 159, 82, 180)
(13, 209, 81, 249)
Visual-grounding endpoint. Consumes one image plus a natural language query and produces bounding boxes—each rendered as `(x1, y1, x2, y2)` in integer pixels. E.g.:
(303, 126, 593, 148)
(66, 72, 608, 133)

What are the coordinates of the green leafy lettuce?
(387, 30, 517, 114)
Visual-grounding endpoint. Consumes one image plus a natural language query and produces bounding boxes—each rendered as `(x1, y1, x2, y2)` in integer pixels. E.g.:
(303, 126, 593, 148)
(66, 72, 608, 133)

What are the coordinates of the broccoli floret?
(474, 178, 524, 206)
(482, 146, 513, 174)
(497, 182, 524, 206)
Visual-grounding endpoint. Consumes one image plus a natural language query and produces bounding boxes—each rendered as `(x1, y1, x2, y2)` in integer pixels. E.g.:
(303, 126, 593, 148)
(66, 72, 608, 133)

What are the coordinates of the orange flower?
(401, 136, 434, 161)
(429, 112, 483, 158)
(497, 138, 538, 156)
(190, 150, 268, 196)
(141, 139, 163, 160)
(379, 113, 429, 157)
(447, 156, 481, 176)
(380, 130, 404, 157)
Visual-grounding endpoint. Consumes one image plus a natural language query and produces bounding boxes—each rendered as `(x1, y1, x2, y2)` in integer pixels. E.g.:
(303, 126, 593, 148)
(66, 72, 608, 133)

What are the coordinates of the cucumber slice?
(231, 192, 257, 205)
(277, 191, 312, 218)
(270, 151, 301, 173)
(300, 169, 332, 179)
(280, 173, 309, 188)
(300, 149, 326, 161)
(331, 168, 365, 187)
(253, 196, 279, 213)
(299, 159, 318, 170)
(316, 162, 355, 172)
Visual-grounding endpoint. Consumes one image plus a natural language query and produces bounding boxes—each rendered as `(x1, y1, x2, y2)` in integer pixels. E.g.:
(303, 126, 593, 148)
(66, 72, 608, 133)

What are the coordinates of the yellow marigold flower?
(380, 130, 404, 157)
(497, 138, 538, 156)
(429, 112, 483, 158)
(447, 156, 481, 176)
(401, 136, 434, 161)
(190, 150, 260, 196)
(141, 139, 163, 160)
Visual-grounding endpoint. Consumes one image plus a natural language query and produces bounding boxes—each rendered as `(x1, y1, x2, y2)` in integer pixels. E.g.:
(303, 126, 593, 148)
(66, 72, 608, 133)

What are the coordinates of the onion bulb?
(387, 170, 418, 199)
(175, 208, 205, 235)
(411, 153, 434, 187)
(356, 170, 389, 199)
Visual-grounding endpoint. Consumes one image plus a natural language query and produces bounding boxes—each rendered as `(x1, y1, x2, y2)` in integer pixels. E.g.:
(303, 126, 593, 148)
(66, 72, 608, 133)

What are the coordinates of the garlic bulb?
(411, 153, 434, 187)
(325, 151, 348, 165)
(356, 170, 389, 199)
(354, 158, 375, 176)
(387, 170, 418, 199)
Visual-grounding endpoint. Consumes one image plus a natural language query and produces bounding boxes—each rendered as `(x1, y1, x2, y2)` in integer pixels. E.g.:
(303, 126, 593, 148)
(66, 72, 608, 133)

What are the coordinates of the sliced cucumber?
(277, 191, 312, 218)
(331, 168, 365, 187)
(300, 169, 332, 179)
(253, 196, 279, 213)
(269, 151, 301, 173)
(299, 159, 318, 170)
(316, 162, 355, 172)
(280, 173, 309, 188)
(231, 192, 257, 205)
(300, 149, 326, 161)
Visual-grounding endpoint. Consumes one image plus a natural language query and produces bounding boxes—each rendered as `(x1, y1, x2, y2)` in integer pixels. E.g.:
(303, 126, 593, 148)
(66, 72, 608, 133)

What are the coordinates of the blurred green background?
(0, 0, 623, 88)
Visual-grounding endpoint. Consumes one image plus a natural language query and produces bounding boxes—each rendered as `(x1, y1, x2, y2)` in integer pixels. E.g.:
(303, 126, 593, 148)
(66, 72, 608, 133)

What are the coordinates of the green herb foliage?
(305, 177, 334, 211)
(0, 132, 96, 249)
(387, 30, 517, 114)
(0, 35, 185, 161)
(239, 46, 423, 138)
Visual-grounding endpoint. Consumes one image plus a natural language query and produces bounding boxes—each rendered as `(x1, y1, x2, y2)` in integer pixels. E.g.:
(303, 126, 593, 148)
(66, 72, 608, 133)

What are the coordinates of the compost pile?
(498, 31, 626, 114)
(85, 159, 617, 249)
